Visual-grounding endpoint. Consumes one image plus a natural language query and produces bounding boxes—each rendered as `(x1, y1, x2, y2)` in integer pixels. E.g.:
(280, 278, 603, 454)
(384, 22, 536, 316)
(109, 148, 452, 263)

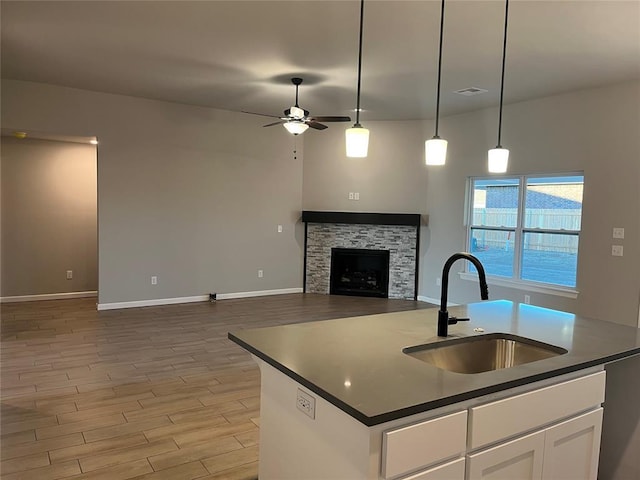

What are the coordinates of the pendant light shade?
(345, 126, 370, 157)
(283, 121, 309, 135)
(489, 0, 510, 173)
(426, 0, 448, 166)
(425, 138, 448, 165)
(346, 0, 369, 158)
(488, 147, 509, 173)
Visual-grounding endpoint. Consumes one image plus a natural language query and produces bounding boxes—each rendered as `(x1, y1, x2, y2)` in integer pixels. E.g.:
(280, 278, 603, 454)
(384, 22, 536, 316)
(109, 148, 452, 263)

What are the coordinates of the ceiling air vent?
(454, 87, 488, 96)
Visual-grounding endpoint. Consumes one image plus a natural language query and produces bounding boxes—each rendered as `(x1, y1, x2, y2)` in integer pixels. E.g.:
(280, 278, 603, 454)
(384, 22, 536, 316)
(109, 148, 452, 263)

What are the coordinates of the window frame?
(463, 173, 583, 297)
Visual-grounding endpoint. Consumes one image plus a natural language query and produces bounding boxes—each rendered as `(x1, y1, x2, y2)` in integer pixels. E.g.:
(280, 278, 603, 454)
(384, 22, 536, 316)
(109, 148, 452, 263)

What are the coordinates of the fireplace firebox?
(330, 248, 390, 298)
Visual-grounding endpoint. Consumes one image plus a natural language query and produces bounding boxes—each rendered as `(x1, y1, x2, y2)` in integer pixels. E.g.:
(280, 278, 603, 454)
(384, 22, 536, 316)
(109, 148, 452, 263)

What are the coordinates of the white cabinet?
(468, 371, 606, 449)
(466, 371, 605, 480)
(466, 409, 603, 480)
(467, 430, 545, 480)
(382, 410, 467, 479)
(402, 458, 465, 480)
(541, 408, 603, 480)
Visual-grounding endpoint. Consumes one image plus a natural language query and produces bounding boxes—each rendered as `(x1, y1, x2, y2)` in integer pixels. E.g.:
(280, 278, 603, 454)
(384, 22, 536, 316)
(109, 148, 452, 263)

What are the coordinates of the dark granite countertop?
(228, 300, 640, 426)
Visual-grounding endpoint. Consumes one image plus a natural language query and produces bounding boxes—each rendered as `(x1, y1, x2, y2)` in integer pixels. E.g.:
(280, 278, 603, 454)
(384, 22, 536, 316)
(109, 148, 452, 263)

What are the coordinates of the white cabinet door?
(541, 408, 603, 480)
(382, 410, 467, 479)
(401, 458, 465, 480)
(467, 430, 545, 480)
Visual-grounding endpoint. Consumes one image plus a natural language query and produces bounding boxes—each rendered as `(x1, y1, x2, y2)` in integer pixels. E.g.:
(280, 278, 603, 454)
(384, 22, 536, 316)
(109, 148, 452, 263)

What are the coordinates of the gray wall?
(422, 81, 640, 327)
(303, 82, 640, 328)
(2, 79, 638, 326)
(1, 80, 304, 305)
(1, 137, 97, 296)
(303, 120, 429, 214)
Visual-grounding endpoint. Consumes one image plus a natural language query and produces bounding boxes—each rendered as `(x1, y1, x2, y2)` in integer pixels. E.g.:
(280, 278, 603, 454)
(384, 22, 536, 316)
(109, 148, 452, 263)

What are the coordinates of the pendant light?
(488, 0, 510, 173)
(345, 0, 369, 158)
(425, 0, 447, 166)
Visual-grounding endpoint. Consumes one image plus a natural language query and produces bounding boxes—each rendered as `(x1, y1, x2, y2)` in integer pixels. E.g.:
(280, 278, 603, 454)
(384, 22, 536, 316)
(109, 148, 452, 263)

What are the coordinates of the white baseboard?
(217, 288, 303, 300)
(96, 288, 303, 311)
(0, 291, 97, 303)
(417, 295, 438, 304)
(417, 295, 459, 307)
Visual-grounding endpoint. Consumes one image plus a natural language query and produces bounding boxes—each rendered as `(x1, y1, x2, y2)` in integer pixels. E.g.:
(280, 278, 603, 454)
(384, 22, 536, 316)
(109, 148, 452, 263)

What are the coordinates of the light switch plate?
(612, 245, 624, 257)
(613, 227, 624, 239)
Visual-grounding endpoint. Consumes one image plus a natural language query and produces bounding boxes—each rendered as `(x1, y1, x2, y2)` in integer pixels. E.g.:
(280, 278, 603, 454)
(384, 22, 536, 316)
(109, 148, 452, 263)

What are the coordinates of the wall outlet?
(612, 245, 624, 257)
(348, 192, 354, 200)
(354, 192, 360, 200)
(296, 388, 316, 419)
(66, 270, 73, 280)
(524, 295, 531, 304)
(151, 276, 158, 285)
(209, 293, 217, 302)
(258, 269, 264, 278)
(613, 227, 625, 239)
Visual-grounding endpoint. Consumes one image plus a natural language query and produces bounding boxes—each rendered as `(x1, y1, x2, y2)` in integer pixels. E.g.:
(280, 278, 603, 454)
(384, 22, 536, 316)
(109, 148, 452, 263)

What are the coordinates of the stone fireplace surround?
(302, 211, 422, 300)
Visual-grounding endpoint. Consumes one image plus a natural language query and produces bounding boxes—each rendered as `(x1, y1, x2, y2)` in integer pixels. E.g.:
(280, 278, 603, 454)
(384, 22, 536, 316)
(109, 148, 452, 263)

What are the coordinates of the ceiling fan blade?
(263, 120, 285, 127)
(242, 110, 282, 119)
(311, 116, 352, 122)
(307, 122, 328, 130)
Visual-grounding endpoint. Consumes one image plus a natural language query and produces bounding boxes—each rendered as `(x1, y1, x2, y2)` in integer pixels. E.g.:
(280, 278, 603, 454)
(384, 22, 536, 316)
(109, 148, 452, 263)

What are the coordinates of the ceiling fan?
(243, 77, 351, 135)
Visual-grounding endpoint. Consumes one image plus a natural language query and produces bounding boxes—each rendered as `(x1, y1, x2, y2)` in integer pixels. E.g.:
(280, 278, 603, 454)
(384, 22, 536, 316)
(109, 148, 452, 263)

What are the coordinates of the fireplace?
(302, 211, 424, 300)
(330, 248, 390, 298)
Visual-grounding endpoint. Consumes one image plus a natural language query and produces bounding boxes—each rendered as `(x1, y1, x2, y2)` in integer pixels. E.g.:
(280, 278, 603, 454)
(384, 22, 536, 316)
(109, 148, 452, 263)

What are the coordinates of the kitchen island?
(229, 300, 640, 479)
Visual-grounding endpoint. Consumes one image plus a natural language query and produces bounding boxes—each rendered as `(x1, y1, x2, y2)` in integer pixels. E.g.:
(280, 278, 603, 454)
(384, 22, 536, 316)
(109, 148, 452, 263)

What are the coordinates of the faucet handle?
(448, 316, 470, 325)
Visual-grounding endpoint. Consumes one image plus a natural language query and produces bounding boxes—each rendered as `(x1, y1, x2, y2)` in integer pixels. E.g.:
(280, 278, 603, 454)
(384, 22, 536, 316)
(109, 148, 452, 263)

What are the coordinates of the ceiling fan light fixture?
(346, 0, 369, 158)
(283, 121, 309, 135)
(488, 147, 509, 173)
(425, 137, 448, 165)
(289, 106, 305, 119)
(345, 125, 370, 157)
(426, 0, 448, 167)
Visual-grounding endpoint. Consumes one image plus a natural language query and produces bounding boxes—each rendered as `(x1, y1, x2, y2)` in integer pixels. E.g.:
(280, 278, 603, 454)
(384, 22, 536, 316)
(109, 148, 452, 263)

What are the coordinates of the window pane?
(521, 232, 578, 287)
(469, 229, 515, 278)
(524, 176, 583, 230)
(472, 178, 519, 228)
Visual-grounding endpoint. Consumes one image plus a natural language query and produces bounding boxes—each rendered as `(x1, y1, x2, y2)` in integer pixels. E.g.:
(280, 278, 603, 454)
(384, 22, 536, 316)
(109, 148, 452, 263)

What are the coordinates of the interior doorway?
(0, 129, 99, 302)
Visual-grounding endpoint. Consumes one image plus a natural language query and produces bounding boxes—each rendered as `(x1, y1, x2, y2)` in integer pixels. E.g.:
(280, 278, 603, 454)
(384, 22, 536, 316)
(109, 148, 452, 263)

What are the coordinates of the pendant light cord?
(497, 0, 509, 147)
(434, 0, 445, 138)
(354, 0, 365, 127)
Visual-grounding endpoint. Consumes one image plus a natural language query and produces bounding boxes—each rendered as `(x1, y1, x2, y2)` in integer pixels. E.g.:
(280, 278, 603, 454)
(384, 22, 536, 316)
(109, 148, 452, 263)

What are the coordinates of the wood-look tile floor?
(1, 293, 432, 479)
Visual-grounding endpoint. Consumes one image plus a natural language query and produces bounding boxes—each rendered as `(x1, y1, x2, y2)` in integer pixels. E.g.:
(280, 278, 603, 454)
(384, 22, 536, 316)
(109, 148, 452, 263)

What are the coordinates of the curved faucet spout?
(438, 252, 489, 337)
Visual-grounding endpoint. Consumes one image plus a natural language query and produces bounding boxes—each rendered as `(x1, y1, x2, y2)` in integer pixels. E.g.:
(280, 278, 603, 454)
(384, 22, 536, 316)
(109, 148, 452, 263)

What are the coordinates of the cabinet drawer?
(401, 458, 465, 480)
(382, 410, 467, 479)
(469, 371, 605, 449)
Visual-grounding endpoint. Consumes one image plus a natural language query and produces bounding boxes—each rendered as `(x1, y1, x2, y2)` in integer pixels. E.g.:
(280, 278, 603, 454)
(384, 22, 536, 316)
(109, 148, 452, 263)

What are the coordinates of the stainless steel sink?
(403, 333, 567, 374)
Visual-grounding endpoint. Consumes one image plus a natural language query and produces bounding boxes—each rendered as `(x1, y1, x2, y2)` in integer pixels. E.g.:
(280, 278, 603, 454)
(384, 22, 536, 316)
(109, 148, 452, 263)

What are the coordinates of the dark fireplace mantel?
(302, 211, 424, 227)
(301, 210, 423, 300)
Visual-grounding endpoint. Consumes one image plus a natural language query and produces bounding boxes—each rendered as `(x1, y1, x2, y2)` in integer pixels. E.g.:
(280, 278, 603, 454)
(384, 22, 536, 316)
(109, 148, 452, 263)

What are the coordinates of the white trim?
(459, 272, 579, 299)
(96, 288, 303, 311)
(0, 291, 97, 303)
(217, 288, 302, 300)
(417, 295, 458, 307)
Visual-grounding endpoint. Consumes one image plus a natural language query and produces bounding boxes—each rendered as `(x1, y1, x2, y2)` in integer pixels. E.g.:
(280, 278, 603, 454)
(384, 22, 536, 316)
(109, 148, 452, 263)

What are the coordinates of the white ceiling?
(2, 0, 639, 123)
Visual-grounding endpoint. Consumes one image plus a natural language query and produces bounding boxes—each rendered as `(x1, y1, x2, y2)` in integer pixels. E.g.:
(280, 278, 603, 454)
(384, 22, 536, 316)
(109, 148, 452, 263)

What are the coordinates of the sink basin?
(403, 333, 567, 374)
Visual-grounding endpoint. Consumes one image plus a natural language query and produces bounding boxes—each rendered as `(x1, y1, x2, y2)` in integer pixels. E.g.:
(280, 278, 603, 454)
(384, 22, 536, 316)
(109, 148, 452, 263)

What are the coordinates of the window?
(467, 174, 584, 290)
